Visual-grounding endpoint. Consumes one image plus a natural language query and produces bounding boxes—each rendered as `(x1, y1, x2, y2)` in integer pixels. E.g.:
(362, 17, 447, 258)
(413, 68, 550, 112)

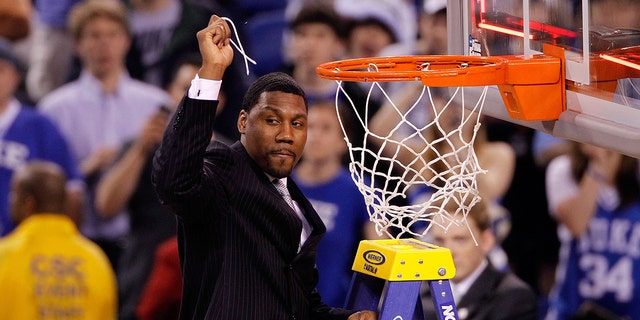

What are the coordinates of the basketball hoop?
(316, 50, 565, 239)
(316, 55, 509, 86)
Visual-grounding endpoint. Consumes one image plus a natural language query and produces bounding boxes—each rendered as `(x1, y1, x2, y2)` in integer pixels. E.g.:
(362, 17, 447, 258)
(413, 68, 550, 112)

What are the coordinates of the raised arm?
(151, 15, 234, 211)
(548, 145, 622, 237)
(96, 110, 169, 217)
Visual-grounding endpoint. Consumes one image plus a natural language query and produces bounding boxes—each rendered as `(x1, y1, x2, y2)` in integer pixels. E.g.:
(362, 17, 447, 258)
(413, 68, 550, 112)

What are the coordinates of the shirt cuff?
(187, 74, 222, 100)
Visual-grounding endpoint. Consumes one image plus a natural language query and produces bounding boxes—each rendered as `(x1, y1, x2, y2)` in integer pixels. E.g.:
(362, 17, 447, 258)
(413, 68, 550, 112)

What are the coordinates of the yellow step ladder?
(344, 239, 459, 320)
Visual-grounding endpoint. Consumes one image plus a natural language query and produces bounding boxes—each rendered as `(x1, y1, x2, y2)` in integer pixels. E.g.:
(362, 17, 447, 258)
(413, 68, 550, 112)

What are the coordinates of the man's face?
(0, 60, 20, 105)
(8, 170, 28, 225)
(430, 219, 493, 283)
(75, 16, 130, 78)
(288, 23, 344, 70)
(239, 91, 307, 178)
(167, 63, 199, 107)
(348, 23, 394, 58)
(303, 103, 346, 164)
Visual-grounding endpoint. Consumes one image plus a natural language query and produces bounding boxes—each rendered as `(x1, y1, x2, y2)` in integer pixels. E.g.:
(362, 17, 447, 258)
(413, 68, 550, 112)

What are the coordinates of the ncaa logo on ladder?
(441, 304, 456, 320)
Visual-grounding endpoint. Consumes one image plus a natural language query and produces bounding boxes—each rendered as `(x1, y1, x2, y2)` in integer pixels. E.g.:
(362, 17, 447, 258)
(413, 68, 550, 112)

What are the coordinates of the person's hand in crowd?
(348, 310, 377, 320)
(581, 144, 622, 183)
(80, 147, 119, 176)
(132, 108, 171, 155)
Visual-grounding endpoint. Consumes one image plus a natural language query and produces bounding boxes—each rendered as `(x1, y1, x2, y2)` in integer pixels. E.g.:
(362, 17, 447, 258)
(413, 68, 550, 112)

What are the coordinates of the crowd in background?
(0, 0, 639, 319)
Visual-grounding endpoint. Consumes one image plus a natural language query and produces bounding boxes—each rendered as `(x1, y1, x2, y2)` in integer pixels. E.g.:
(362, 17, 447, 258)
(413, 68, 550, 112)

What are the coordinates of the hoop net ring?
(316, 55, 505, 240)
(316, 55, 508, 87)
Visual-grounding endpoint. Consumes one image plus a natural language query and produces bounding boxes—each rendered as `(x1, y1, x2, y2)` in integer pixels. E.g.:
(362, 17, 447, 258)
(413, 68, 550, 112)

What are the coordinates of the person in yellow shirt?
(0, 160, 116, 319)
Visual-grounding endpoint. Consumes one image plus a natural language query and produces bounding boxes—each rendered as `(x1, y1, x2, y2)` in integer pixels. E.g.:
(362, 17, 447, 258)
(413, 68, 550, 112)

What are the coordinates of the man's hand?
(196, 15, 234, 80)
(133, 110, 170, 155)
(348, 310, 377, 320)
(80, 147, 119, 177)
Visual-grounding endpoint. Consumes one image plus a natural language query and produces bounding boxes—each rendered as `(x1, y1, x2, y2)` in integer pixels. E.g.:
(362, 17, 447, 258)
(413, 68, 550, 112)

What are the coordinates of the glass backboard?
(447, 0, 640, 157)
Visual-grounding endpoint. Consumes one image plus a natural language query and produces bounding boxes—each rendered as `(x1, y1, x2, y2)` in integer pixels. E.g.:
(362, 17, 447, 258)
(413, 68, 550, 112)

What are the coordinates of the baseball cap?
(423, 0, 447, 15)
(335, 0, 417, 47)
(0, 38, 27, 75)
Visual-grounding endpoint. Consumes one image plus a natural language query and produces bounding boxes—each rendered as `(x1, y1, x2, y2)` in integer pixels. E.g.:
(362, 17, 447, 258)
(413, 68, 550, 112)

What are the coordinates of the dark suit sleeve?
(309, 289, 358, 320)
(152, 96, 219, 214)
(489, 273, 538, 320)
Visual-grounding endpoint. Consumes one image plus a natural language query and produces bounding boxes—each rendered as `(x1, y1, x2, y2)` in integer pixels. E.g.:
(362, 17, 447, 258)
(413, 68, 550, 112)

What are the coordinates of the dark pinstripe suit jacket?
(421, 260, 537, 320)
(152, 96, 355, 320)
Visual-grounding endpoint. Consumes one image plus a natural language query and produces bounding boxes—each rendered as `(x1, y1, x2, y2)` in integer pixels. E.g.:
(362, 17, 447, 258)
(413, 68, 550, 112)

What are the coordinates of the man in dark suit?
(421, 199, 538, 320)
(152, 15, 376, 320)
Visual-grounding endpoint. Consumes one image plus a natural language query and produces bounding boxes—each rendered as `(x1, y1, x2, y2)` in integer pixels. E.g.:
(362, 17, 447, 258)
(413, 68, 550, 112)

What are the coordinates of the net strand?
(221, 17, 256, 76)
(333, 76, 488, 240)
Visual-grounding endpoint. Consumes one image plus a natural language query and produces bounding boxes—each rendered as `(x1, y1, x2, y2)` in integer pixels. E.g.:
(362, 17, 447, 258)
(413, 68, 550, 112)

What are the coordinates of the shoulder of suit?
(495, 271, 535, 295)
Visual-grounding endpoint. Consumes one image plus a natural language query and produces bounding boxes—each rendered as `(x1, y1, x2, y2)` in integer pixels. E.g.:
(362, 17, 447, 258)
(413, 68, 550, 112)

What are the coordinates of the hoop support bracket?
(316, 44, 568, 122)
(498, 44, 566, 121)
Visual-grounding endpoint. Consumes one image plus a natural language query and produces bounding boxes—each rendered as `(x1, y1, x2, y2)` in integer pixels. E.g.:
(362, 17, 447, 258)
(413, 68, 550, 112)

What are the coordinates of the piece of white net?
(333, 79, 489, 240)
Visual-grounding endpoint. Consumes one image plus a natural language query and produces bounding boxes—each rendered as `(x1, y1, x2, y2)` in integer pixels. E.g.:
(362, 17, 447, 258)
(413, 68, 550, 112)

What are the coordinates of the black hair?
(345, 17, 397, 43)
(241, 72, 307, 112)
(167, 52, 202, 85)
(290, 3, 346, 39)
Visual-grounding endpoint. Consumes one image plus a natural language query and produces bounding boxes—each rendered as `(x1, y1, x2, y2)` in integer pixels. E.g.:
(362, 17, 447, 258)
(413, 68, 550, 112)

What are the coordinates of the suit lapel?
(456, 262, 503, 319)
(287, 178, 326, 235)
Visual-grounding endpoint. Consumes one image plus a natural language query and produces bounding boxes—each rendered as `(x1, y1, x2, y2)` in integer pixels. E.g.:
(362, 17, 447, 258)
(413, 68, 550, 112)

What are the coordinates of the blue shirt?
(0, 101, 81, 235)
(546, 200, 640, 320)
(292, 168, 370, 307)
(35, 0, 82, 28)
(39, 71, 171, 239)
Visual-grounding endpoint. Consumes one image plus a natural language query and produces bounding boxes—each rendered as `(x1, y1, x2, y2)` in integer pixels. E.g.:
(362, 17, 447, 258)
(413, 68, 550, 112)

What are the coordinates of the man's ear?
(237, 110, 248, 134)
(11, 194, 35, 226)
(480, 229, 496, 255)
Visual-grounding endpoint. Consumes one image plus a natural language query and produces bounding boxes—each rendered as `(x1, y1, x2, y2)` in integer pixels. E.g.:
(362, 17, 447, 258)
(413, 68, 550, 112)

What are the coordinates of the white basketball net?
(333, 80, 489, 239)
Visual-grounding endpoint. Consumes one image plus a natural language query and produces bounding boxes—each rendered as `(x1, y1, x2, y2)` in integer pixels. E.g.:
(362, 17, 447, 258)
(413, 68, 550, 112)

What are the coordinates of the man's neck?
(0, 98, 10, 115)
(294, 158, 341, 185)
(293, 65, 333, 92)
(134, 0, 173, 12)
(91, 68, 123, 95)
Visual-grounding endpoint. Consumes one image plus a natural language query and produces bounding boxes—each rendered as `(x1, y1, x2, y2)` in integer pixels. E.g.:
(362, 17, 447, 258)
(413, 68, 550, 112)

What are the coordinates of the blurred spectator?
(282, 2, 407, 214)
(284, 0, 334, 21)
(26, 0, 82, 102)
(292, 101, 382, 307)
(129, 0, 247, 141)
(545, 142, 640, 319)
(283, 2, 382, 163)
(94, 53, 209, 320)
(334, 0, 418, 103)
(334, 0, 417, 58)
(0, 0, 32, 41)
(421, 198, 538, 320)
(283, 3, 367, 108)
(0, 38, 82, 236)
(532, 131, 571, 167)
(38, 0, 172, 268)
(417, 0, 447, 55)
(283, 2, 343, 104)
(136, 235, 181, 320)
(125, 0, 214, 88)
(0, 161, 116, 320)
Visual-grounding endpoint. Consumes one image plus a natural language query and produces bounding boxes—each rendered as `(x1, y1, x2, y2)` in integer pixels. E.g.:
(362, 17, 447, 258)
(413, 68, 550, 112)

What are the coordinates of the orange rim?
(316, 55, 509, 87)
